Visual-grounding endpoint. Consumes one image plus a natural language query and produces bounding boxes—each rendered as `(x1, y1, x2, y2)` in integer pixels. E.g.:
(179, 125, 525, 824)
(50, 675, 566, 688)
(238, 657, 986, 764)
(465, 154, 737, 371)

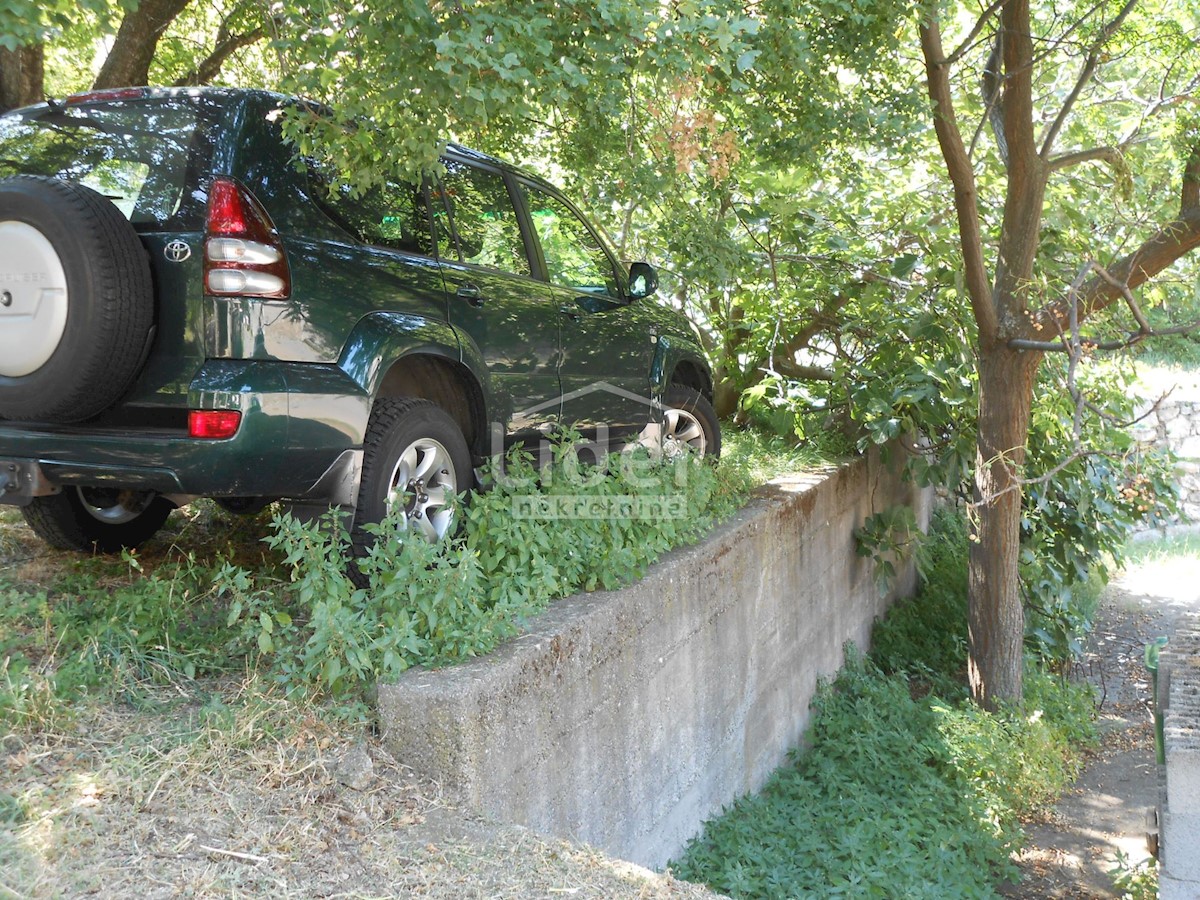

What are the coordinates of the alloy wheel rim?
(77, 487, 155, 524)
(385, 437, 458, 541)
(661, 407, 707, 459)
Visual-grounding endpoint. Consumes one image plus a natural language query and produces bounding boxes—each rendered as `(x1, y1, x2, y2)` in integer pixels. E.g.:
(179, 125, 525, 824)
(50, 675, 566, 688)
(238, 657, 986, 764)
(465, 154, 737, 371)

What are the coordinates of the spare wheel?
(0, 175, 154, 422)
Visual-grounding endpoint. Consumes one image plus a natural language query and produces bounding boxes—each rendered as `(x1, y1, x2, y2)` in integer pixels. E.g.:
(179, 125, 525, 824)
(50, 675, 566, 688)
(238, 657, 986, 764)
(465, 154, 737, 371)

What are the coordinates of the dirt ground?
(1, 688, 721, 899)
(1000, 535, 1200, 898)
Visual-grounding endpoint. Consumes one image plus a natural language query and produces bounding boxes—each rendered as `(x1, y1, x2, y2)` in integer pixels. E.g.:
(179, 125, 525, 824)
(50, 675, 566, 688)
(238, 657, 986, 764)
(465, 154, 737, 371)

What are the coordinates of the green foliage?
(1020, 363, 1177, 667)
(869, 509, 970, 697)
(26, 0, 1199, 722)
(840, 332, 1173, 671)
(720, 426, 843, 483)
(1, 442, 748, 718)
(0, 552, 251, 728)
(1134, 304, 1200, 370)
(855, 504, 924, 594)
(1110, 851, 1158, 900)
(673, 512, 1097, 899)
(674, 654, 1017, 899)
(1124, 528, 1200, 565)
(220, 443, 749, 699)
(735, 268, 979, 491)
(673, 654, 1094, 899)
(269, 0, 918, 187)
(0, 0, 115, 51)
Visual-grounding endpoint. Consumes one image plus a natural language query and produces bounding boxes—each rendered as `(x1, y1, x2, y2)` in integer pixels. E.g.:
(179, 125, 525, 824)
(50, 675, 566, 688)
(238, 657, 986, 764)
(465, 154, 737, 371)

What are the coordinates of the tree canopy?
(6, 0, 1200, 705)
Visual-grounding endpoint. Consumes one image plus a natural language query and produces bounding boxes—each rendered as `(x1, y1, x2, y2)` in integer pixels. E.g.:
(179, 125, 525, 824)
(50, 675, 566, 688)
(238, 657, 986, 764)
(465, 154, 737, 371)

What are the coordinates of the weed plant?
(672, 511, 1098, 899)
(230, 443, 749, 698)
(0, 442, 751, 723)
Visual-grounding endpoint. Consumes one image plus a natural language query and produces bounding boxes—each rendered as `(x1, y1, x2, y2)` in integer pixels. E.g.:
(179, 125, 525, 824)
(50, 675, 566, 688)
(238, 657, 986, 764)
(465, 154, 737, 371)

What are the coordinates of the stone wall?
(1155, 613, 1200, 900)
(376, 448, 931, 869)
(1133, 398, 1200, 523)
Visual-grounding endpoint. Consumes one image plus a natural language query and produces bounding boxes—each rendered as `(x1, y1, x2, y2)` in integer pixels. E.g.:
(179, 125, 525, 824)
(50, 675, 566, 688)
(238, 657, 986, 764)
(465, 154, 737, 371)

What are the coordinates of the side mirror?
(627, 261, 658, 300)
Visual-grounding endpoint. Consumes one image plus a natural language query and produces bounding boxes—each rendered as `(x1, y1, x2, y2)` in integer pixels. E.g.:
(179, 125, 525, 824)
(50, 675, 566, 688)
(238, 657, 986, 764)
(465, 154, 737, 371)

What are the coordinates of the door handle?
(455, 282, 484, 307)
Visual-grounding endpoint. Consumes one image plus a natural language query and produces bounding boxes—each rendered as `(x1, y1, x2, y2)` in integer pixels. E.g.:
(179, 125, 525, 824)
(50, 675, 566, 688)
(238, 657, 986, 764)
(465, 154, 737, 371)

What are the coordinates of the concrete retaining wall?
(377, 449, 931, 869)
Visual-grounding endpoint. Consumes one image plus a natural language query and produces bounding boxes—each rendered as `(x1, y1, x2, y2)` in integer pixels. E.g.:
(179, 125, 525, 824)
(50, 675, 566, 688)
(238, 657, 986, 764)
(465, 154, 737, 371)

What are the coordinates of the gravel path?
(1002, 534, 1200, 898)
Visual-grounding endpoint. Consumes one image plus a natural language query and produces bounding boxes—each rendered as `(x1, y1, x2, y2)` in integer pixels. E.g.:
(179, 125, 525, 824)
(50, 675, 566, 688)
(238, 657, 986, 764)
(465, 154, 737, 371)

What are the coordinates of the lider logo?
(0, 271, 48, 284)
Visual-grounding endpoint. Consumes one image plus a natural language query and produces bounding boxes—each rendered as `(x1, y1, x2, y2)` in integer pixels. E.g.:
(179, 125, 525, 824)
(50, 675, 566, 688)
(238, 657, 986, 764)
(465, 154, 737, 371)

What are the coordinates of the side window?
(519, 183, 619, 296)
(434, 160, 530, 277)
(304, 159, 434, 256)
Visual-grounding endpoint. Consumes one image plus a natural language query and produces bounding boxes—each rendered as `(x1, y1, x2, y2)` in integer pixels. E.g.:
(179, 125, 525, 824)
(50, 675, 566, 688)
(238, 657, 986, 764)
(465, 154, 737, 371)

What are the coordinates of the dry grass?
(0, 507, 723, 900)
(2, 687, 721, 898)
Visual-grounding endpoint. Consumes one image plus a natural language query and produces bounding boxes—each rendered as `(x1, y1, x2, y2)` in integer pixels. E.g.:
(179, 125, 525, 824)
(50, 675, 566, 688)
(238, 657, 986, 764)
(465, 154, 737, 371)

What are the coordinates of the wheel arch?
(670, 357, 714, 403)
(338, 312, 491, 455)
(375, 354, 487, 455)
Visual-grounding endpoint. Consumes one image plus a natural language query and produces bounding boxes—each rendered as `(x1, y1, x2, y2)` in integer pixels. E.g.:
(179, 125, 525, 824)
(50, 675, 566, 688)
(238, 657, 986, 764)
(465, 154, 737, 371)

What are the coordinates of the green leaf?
(736, 49, 761, 72)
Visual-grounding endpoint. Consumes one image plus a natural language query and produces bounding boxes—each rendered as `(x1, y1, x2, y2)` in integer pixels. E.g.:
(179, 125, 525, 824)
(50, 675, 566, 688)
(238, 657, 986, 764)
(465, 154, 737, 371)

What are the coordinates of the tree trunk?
(968, 344, 1040, 709)
(712, 374, 740, 419)
(93, 0, 193, 89)
(0, 44, 44, 113)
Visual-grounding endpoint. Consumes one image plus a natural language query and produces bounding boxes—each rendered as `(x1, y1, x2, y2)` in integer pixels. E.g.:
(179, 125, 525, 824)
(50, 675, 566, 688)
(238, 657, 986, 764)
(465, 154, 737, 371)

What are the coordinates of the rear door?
(276, 152, 449, 363)
(433, 159, 562, 442)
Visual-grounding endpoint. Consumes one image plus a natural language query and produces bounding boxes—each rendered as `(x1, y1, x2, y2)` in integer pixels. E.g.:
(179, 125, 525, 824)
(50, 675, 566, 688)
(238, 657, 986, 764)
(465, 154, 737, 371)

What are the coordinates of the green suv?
(0, 87, 718, 554)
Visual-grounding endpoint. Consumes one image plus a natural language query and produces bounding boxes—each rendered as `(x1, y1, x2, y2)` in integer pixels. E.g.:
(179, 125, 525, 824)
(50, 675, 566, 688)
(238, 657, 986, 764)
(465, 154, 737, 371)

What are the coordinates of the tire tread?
(0, 175, 154, 422)
(348, 397, 471, 579)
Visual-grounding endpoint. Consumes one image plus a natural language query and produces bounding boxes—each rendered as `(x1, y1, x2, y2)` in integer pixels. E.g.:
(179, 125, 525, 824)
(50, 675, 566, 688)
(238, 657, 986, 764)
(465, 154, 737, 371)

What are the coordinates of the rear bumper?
(0, 359, 370, 505)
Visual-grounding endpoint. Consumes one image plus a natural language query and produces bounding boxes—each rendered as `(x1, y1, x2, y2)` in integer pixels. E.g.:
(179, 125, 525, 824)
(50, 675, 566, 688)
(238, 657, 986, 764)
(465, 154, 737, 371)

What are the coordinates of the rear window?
(0, 96, 223, 231)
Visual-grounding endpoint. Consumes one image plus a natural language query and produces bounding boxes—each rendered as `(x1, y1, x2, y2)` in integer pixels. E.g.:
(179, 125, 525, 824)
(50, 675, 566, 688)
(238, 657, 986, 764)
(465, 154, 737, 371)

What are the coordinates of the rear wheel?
(351, 398, 472, 565)
(22, 487, 173, 552)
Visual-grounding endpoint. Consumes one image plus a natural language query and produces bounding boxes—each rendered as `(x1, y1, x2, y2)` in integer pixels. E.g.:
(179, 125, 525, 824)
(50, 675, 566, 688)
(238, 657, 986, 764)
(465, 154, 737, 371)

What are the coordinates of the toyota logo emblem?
(164, 240, 192, 263)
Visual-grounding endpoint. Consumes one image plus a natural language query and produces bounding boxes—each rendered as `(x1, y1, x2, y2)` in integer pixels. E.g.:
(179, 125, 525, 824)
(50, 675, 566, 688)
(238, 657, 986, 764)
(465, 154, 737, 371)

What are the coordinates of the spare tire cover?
(0, 175, 154, 423)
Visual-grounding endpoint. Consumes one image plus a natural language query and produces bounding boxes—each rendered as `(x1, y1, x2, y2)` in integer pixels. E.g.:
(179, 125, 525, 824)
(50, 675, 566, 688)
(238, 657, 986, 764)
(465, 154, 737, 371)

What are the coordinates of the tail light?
(188, 410, 242, 439)
(204, 177, 290, 298)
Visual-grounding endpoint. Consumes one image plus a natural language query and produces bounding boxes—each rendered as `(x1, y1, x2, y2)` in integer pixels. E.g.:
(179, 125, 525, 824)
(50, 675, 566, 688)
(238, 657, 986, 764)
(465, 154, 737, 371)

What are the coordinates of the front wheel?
(351, 398, 472, 562)
(22, 487, 174, 552)
(661, 385, 721, 460)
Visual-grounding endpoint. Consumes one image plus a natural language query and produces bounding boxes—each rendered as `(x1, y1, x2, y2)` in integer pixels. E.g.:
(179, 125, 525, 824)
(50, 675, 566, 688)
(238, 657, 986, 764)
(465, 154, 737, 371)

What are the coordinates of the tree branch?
(1039, 0, 1139, 159)
(1183, 139, 1200, 211)
(978, 31, 1008, 164)
(989, 0, 1046, 333)
(773, 360, 836, 382)
(93, 0, 192, 90)
(769, 289, 855, 363)
(1009, 318, 1200, 352)
(1047, 145, 1124, 172)
(945, 0, 1007, 66)
(1093, 263, 1152, 332)
(174, 24, 268, 87)
(1080, 207, 1200, 310)
(0, 44, 43, 112)
(920, 16, 999, 341)
(1029, 133, 1200, 342)
(999, 0, 1038, 173)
